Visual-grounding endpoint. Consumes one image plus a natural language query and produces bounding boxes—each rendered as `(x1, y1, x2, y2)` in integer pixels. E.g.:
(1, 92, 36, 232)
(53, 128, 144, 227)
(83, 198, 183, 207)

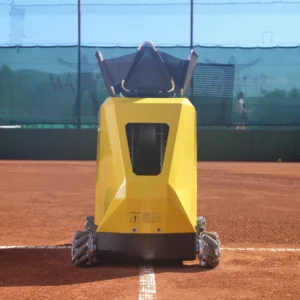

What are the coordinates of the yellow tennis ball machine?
(71, 41, 221, 268)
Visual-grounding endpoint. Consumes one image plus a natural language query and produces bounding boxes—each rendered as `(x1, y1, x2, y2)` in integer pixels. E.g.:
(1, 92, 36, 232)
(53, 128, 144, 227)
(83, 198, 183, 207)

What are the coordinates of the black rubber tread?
(73, 230, 88, 240)
(86, 216, 94, 224)
(202, 244, 218, 258)
(202, 234, 220, 250)
(73, 243, 89, 261)
(199, 231, 221, 268)
(85, 221, 94, 232)
(73, 233, 90, 248)
(73, 255, 89, 267)
(202, 231, 219, 240)
(85, 216, 96, 234)
(202, 255, 220, 268)
(196, 216, 206, 236)
(197, 216, 206, 229)
(71, 230, 92, 267)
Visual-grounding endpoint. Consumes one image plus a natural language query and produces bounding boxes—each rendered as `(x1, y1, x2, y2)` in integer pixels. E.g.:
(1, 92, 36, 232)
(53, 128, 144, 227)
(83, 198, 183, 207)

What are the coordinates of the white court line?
(0, 245, 71, 249)
(1, 246, 300, 252)
(139, 265, 156, 300)
(221, 247, 300, 252)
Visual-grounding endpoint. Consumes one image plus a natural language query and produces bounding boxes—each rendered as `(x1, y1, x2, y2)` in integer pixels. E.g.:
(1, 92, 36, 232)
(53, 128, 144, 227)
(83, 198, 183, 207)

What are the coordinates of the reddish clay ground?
(0, 161, 300, 299)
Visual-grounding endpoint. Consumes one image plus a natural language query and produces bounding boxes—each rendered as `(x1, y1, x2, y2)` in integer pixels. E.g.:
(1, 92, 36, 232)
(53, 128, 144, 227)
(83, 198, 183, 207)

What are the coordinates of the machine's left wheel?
(71, 230, 94, 267)
(85, 216, 96, 234)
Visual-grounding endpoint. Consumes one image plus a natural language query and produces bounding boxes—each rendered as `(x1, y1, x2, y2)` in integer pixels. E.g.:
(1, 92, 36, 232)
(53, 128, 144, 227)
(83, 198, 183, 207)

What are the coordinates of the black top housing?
(95, 41, 198, 98)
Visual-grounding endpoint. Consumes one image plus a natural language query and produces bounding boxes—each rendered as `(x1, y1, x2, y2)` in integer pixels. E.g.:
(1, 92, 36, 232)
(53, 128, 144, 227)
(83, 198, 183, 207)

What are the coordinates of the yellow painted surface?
(94, 97, 197, 234)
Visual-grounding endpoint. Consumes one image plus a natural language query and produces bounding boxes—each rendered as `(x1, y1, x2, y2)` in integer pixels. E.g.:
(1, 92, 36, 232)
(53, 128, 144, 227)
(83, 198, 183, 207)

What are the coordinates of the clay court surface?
(0, 161, 300, 299)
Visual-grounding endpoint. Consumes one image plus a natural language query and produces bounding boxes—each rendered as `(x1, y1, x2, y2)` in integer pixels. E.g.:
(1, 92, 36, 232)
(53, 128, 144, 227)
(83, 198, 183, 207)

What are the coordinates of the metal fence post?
(77, 0, 81, 129)
(190, 0, 194, 105)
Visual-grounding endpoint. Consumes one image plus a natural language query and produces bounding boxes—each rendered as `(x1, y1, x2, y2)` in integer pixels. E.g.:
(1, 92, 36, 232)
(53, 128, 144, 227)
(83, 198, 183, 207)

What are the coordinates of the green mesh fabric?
(0, 46, 300, 128)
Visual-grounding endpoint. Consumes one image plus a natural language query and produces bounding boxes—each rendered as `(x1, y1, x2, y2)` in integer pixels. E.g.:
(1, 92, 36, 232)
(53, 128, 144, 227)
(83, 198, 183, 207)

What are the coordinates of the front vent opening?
(125, 123, 169, 176)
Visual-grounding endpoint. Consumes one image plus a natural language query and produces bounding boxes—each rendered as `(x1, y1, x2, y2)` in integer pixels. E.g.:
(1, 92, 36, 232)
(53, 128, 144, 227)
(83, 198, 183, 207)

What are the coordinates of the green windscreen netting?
(1, 1, 300, 129)
(1, 45, 300, 128)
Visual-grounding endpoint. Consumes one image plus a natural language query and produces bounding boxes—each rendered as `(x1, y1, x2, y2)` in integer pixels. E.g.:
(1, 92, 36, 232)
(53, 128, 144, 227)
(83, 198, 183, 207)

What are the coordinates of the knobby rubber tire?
(72, 230, 91, 267)
(199, 231, 221, 268)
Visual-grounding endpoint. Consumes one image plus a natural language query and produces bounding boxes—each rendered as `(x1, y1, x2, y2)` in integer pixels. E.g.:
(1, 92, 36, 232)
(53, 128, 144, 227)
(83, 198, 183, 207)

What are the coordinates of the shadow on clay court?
(0, 248, 211, 287)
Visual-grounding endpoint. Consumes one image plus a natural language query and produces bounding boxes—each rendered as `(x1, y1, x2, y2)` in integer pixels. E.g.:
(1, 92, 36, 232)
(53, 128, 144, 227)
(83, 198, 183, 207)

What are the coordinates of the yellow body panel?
(94, 97, 197, 234)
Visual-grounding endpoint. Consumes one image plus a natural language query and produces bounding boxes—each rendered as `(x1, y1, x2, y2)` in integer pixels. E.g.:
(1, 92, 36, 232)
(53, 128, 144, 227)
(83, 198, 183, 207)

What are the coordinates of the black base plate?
(95, 232, 197, 261)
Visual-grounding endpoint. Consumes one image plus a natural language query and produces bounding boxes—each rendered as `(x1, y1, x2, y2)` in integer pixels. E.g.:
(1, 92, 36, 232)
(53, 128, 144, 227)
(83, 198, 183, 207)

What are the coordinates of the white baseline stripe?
(1, 246, 300, 252)
(139, 265, 156, 300)
(0, 245, 71, 249)
(221, 247, 300, 252)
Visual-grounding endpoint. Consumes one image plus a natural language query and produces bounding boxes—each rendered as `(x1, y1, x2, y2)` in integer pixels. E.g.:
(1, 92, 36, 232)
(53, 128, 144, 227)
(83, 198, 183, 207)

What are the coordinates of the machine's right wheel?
(196, 216, 206, 236)
(71, 230, 93, 267)
(198, 231, 221, 268)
